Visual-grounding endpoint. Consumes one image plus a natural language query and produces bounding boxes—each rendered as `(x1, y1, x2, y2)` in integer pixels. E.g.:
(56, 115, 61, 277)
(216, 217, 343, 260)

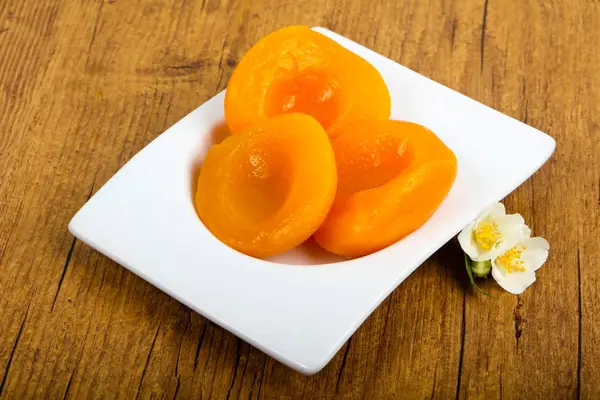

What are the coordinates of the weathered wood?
(0, 0, 598, 398)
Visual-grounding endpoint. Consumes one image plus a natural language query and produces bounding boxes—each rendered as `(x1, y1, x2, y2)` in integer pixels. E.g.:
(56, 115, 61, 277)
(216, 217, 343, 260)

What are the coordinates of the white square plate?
(69, 27, 555, 374)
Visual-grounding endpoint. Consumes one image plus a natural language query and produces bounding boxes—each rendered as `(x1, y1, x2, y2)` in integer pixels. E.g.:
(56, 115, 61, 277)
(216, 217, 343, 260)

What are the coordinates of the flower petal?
(486, 202, 506, 218)
(521, 237, 550, 272)
(491, 236, 549, 294)
(458, 221, 482, 260)
(496, 213, 526, 233)
(491, 263, 537, 295)
(471, 203, 506, 235)
(492, 213, 529, 255)
(470, 246, 499, 262)
(458, 205, 528, 262)
(468, 217, 527, 262)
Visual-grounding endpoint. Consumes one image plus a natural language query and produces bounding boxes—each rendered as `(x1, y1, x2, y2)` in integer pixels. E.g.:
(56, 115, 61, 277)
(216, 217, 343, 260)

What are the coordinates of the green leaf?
(464, 253, 492, 296)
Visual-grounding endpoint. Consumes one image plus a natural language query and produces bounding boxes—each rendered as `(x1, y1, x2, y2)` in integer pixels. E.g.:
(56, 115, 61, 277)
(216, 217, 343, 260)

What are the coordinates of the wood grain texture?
(0, 0, 598, 398)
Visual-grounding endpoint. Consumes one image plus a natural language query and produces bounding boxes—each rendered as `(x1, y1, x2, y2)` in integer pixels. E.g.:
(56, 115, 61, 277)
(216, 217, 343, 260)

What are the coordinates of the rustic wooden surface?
(0, 0, 598, 398)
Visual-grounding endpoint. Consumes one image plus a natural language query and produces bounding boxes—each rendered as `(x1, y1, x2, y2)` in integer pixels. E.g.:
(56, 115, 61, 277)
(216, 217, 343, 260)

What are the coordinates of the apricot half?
(314, 120, 458, 258)
(225, 26, 391, 137)
(196, 113, 337, 258)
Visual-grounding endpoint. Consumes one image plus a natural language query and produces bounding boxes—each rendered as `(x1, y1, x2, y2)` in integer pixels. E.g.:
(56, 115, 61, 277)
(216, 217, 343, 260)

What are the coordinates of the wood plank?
(456, 0, 600, 398)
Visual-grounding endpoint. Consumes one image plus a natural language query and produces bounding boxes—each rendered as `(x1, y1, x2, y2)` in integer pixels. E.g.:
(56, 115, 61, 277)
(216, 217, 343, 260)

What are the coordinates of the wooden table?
(1, 0, 598, 398)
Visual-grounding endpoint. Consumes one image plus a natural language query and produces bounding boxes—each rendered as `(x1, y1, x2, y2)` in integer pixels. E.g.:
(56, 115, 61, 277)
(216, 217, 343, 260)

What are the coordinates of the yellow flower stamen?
(474, 220, 501, 250)
(496, 246, 527, 274)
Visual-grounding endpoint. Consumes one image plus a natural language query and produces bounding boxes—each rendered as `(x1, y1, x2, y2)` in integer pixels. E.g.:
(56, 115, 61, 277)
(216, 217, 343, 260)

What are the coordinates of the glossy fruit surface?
(196, 113, 337, 258)
(225, 26, 390, 137)
(314, 120, 458, 258)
